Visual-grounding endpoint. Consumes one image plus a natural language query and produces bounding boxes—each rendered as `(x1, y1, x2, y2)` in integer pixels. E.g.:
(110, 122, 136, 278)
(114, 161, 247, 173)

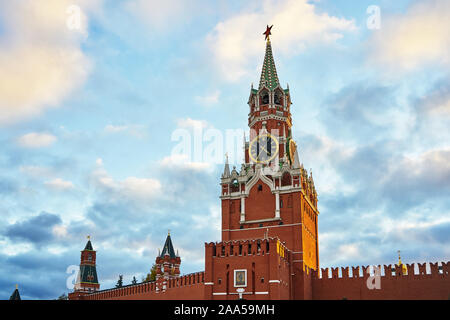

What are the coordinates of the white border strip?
(223, 222, 302, 232)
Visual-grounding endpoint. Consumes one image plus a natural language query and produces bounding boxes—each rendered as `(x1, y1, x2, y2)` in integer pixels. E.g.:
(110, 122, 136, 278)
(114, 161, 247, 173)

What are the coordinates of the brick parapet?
(72, 271, 205, 300)
(310, 261, 450, 300)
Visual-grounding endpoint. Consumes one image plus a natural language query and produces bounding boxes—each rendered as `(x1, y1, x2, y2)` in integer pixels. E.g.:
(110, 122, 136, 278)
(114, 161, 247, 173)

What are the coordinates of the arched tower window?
(230, 178, 239, 193)
(261, 90, 269, 105)
(274, 90, 282, 105)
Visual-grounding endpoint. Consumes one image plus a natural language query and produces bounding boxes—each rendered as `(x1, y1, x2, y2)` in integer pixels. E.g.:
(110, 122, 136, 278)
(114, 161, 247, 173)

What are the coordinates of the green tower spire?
(160, 231, 177, 259)
(258, 37, 280, 91)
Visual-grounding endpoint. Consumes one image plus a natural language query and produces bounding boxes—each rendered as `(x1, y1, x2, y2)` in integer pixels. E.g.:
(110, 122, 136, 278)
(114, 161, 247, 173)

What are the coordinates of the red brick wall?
(311, 262, 450, 300)
(245, 180, 276, 222)
(102, 283, 205, 300)
(71, 272, 205, 300)
(204, 238, 292, 300)
(69, 259, 449, 300)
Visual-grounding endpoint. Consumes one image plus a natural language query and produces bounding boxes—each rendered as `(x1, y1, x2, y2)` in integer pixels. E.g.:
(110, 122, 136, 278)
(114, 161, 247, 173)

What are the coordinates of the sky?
(0, 0, 449, 299)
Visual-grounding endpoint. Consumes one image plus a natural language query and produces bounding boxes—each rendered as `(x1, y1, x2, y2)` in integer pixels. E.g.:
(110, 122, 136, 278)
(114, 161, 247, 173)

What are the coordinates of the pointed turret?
(9, 285, 21, 300)
(293, 146, 301, 169)
(160, 231, 177, 259)
(258, 38, 280, 91)
(84, 239, 93, 251)
(222, 153, 230, 178)
(73, 236, 100, 293)
(155, 231, 181, 280)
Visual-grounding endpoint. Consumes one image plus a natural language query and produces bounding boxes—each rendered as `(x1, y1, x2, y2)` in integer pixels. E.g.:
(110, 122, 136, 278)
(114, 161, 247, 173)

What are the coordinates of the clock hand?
(260, 145, 272, 156)
(257, 149, 265, 159)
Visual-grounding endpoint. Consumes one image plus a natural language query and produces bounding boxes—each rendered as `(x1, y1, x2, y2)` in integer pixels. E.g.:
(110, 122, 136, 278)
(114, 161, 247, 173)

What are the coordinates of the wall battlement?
(308, 261, 450, 300)
(72, 271, 205, 300)
(205, 237, 291, 262)
(311, 261, 449, 280)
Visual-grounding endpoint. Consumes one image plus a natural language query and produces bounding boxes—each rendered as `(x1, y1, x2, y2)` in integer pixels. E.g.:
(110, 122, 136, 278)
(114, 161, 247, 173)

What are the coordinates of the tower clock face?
(249, 133, 279, 164)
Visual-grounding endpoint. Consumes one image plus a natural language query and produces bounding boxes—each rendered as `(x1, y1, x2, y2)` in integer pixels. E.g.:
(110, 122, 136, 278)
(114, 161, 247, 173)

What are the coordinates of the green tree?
(143, 264, 157, 282)
(116, 274, 123, 288)
(131, 276, 138, 285)
(57, 293, 68, 300)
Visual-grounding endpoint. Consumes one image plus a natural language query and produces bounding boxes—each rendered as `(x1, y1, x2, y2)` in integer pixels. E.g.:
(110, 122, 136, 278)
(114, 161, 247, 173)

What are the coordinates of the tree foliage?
(143, 264, 157, 282)
(116, 274, 123, 288)
(57, 293, 68, 300)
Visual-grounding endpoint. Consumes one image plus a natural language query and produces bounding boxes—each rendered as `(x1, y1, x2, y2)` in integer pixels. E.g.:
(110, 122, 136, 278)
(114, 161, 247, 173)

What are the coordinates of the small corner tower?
(9, 284, 21, 300)
(155, 231, 181, 280)
(73, 236, 100, 293)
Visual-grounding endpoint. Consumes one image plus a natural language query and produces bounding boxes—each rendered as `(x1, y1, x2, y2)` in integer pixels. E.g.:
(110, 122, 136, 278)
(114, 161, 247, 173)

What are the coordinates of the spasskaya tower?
(220, 25, 319, 275)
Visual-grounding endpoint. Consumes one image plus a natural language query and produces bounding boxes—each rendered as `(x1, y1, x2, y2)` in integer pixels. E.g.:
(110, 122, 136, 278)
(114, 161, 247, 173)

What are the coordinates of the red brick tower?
(73, 237, 100, 294)
(155, 231, 181, 280)
(219, 27, 319, 299)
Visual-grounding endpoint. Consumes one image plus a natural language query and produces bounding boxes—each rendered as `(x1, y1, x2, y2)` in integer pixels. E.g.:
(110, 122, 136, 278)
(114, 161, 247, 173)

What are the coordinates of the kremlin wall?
(68, 28, 449, 301)
(69, 237, 449, 300)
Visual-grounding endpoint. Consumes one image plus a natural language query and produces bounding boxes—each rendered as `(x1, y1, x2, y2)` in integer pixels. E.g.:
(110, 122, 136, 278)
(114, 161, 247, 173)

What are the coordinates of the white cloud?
(428, 98, 450, 116)
(104, 124, 146, 138)
(420, 83, 450, 117)
(195, 90, 220, 107)
(176, 118, 210, 130)
(299, 134, 356, 195)
(0, 239, 33, 256)
(206, 0, 356, 81)
(121, 177, 162, 201)
(104, 124, 129, 133)
(91, 166, 162, 202)
(336, 243, 361, 261)
(0, 0, 100, 125)
(368, 0, 450, 73)
(160, 154, 214, 172)
(387, 149, 450, 188)
(20, 166, 55, 179)
(125, 0, 199, 31)
(17, 132, 57, 148)
(44, 178, 75, 191)
(52, 225, 69, 238)
(191, 205, 221, 232)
